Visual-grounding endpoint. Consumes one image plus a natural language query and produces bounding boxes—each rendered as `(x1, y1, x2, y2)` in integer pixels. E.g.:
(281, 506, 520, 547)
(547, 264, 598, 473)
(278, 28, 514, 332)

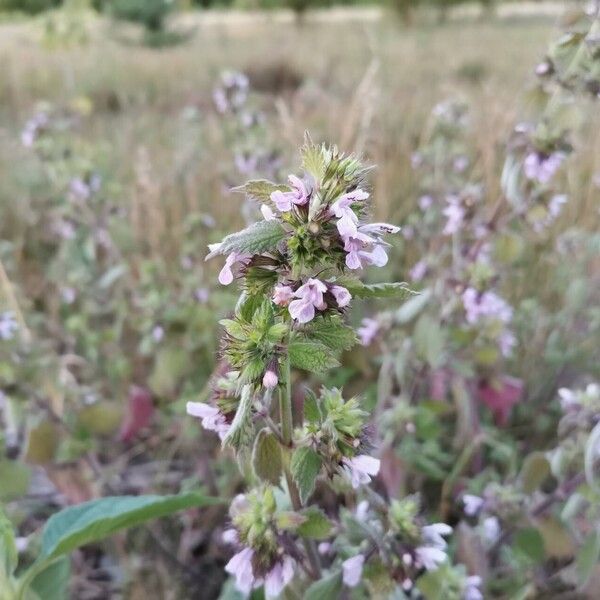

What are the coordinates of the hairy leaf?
(290, 447, 322, 504)
(231, 179, 289, 204)
(289, 338, 340, 373)
(297, 507, 332, 540)
(218, 220, 286, 256)
(222, 385, 254, 450)
(301, 316, 357, 352)
(337, 277, 416, 300)
(252, 429, 283, 485)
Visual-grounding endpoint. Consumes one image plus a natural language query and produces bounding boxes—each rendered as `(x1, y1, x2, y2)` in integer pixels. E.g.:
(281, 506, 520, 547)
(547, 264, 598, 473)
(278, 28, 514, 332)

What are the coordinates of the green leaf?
(576, 529, 600, 586)
(38, 492, 220, 562)
(252, 429, 283, 485)
(301, 134, 326, 182)
(218, 220, 287, 256)
(519, 452, 551, 493)
(414, 314, 445, 368)
(301, 316, 357, 352)
(232, 179, 290, 204)
(297, 507, 332, 540)
(304, 570, 342, 600)
(395, 288, 431, 324)
(0, 460, 31, 501)
(0, 507, 17, 577)
(222, 385, 254, 450)
(514, 527, 545, 563)
(289, 338, 340, 374)
(303, 390, 321, 424)
(290, 447, 322, 504)
(29, 556, 71, 600)
(343, 280, 416, 300)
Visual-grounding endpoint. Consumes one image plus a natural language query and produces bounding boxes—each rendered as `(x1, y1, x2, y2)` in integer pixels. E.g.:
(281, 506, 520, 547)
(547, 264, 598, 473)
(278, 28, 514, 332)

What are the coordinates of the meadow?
(0, 5, 599, 599)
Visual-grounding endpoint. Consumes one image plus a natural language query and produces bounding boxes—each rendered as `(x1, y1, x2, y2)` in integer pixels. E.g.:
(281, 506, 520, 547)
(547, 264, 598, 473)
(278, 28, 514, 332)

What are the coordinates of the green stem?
(279, 329, 322, 579)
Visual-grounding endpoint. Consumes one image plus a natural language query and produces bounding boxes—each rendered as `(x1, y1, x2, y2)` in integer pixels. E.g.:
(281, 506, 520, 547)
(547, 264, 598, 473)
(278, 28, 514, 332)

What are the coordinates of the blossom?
(225, 547, 256, 595)
(548, 194, 567, 218)
(0, 312, 18, 341)
(186, 402, 230, 440)
(341, 454, 380, 488)
(288, 278, 327, 324)
(222, 529, 239, 545)
(355, 500, 370, 521)
(330, 189, 369, 237)
(69, 177, 92, 201)
(463, 494, 484, 517)
(270, 175, 308, 212)
(422, 523, 452, 549)
(464, 576, 483, 600)
(558, 387, 580, 411)
(482, 517, 501, 545)
(415, 546, 448, 571)
(261, 204, 276, 221)
(272, 284, 294, 306)
(318, 542, 332, 555)
(462, 288, 513, 324)
(218, 252, 252, 285)
(410, 260, 427, 282)
(419, 195, 433, 211)
(357, 318, 380, 346)
(264, 556, 295, 598)
(342, 554, 364, 588)
(524, 151, 565, 184)
(152, 325, 164, 342)
(262, 369, 278, 389)
(442, 197, 465, 235)
(330, 285, 351, 308)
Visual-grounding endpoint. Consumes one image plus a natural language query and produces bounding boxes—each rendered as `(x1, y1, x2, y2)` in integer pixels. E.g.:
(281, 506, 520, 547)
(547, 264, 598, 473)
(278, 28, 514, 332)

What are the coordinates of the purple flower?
(225, 547, 256, 595)
(462, 288, 513, 325)
(341, 454, 380, 488)
(443, 197, 465, 235)
(69, 178, 92, 201)
(524, 151, 565, 184)
(261, 204, 276, 221)
(453, 155, 469, 173)
(342, 554, 364, 588)
(234, 152, 259, 175)
(464, 576, 483, 600)
(330, 285, 352, 308)
(288, 278, 327, 324)
(186, 402, 230, 440)
(0, 312, 18, 341)
(273, 284, 294, 306)
(219, 252, 251, 285)
(270, 175, 309, 212)
(558, 387, 580, 411)
(415, 546, 448, 571)
(462, 494, 484, 517)
(195, 287, 210, 304)
(422, 523, 452, 549)
(419, 195, 433, 211)
(152, 325, 164, 342)
(343, 230, 390, 270)
(357, 318, 379, 346)
(264, 556, 295, 598)
(410, 260, 427, 282)
(548, 194, 567, 218)
(481, 516, 501, 545)
(222, 528, 239, 545)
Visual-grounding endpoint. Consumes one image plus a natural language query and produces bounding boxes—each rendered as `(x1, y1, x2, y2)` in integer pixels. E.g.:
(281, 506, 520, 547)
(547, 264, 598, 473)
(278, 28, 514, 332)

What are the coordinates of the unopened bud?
(262, 369, 278, 389)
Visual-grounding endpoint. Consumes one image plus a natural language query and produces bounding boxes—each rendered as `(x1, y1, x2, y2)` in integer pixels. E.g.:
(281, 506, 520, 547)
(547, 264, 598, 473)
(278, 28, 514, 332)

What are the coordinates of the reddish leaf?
(477, 375, 523, 426)
(119, 386, 155, 443)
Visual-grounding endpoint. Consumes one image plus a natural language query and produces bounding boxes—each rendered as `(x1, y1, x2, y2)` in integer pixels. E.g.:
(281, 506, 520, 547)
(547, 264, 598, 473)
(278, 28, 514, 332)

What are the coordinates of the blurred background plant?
(0, 0, 599, 597)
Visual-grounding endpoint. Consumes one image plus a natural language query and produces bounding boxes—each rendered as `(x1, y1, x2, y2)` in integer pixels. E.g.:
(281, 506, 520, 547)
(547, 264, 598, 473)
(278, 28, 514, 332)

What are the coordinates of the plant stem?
(279, 329, 322, 579)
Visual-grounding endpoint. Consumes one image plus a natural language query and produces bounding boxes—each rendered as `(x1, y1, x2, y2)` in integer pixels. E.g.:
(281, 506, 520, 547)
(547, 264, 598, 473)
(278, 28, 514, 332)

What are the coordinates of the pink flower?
(225, 547, 256, 595)
(261, 204, 276, 221)
(330, 285, 352, 308)
(422, 523, 452, 549)
(463, 494, 484, 517)
(357, 318, 379, 346)
(341, 455, 380, 489)
(462, 288, 512, 324)
(342, 554, 364, 588)
(264, 556, 295, 598)
(415, 546, 447, 571)
(219, 252, 251, 285)
(288, 278, 327, 324)
(262, 369, 279, 389)
(410, 260, 427, 282)
(524, 151, 565, 184)
(186, 402, 230, 440)
(270, 175, 308, 212)
(442, 198, 465, 235)
(272, 284, 294, 306)
(222, 529, 239, 545)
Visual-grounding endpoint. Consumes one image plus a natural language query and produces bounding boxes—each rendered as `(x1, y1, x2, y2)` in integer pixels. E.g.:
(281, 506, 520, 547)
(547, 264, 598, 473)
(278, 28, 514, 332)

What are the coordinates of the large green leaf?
(29, 556, 70, 600)
(252, 428, 283, 485)
(218, 220, 287, 256)
(300, 317, 357, 352)
(289, 339, 340, 373)
(39, 492, 220, 562)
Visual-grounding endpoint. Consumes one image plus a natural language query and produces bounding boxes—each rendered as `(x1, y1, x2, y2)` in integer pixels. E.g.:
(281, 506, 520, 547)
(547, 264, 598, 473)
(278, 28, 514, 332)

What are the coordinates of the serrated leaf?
(303, 390, 321, 424)
(290, 447, 322, 504)
(222, 385, 254, 450)
(343, 280, 416, 300)
(289, 338, 340, 374)
(301, 317, 357, 352)
(304, 570, 343, 600)
(297, 507, 332, 539)
(219, 220, 286, 256)
(301, 135, 326, 182)
(232, 179, 290, 204)
(576, 529, 600, 585)
(38, 493, 221, 563)
(252, 429, 283, 485)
